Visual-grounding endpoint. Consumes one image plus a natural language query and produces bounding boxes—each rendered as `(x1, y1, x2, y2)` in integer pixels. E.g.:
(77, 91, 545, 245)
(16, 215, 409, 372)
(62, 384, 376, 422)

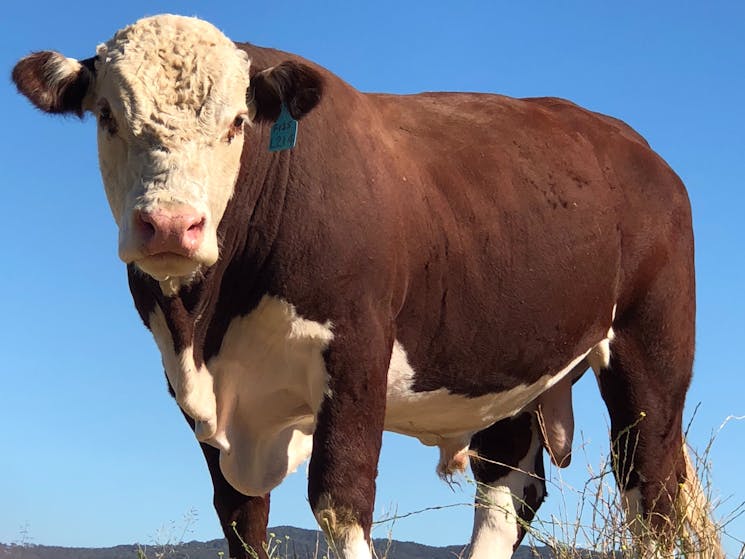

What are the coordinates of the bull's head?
(13, 14, 322, 286)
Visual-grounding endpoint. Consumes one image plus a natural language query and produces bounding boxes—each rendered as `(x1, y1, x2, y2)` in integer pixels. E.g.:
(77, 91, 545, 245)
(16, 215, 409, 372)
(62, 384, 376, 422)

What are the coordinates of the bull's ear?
(12, 51, 96, 117)
(248, 61, 324, 123)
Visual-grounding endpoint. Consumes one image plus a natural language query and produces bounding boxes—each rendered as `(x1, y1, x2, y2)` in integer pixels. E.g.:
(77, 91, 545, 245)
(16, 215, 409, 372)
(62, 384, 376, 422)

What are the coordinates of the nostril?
(183, 217, 206, 250)
(187, 217, 206, 232)
(134, 210, 156, 240)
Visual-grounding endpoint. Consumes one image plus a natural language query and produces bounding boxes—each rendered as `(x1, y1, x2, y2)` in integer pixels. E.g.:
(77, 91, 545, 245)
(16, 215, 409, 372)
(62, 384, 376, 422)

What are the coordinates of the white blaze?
(92, 15, 251, 281)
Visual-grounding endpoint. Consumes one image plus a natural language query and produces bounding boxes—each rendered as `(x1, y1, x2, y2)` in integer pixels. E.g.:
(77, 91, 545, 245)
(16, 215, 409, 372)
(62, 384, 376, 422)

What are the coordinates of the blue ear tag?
(269, 104, 298, 152)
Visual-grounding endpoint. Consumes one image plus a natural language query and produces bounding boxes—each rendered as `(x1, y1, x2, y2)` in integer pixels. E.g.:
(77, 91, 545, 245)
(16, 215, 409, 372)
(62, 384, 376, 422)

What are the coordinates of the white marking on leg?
(332, 525, 371, 559)
(622, 487, 666, 559)
(469, 418, 544, 559)
(313, 496, 372, 559)
(470, 484, 519, 559)
(622, 486, 645, 528)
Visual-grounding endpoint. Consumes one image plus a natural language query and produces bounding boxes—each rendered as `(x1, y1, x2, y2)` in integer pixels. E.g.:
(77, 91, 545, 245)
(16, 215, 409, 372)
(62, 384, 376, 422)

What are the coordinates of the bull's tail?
(675, 443, 724, 559)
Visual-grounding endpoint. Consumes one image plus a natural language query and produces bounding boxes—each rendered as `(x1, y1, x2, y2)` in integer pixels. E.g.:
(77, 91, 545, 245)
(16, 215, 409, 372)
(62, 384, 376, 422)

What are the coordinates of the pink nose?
(134, 207, 206, 257)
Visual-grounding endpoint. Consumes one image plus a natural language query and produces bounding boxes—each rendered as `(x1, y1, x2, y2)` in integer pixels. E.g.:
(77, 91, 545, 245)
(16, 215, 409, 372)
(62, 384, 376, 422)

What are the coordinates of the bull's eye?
(97, 101, 118, 136)
(226, 113, 247, 144)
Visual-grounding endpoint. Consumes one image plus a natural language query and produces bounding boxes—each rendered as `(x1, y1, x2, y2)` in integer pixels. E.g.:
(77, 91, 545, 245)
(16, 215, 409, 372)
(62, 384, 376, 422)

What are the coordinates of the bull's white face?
(90, 15, 250, 283)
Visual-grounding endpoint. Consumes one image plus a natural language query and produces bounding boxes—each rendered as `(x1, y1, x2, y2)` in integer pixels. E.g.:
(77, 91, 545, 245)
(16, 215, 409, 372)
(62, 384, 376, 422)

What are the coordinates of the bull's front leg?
(200, 443, 270, 559)
(182, 411, 269, 558)
(308, 323, 392, 559)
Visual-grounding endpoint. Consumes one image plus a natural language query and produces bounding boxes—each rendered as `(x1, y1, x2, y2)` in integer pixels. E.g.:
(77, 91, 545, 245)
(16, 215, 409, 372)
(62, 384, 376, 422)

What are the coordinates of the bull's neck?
(221, 124, 295, 286)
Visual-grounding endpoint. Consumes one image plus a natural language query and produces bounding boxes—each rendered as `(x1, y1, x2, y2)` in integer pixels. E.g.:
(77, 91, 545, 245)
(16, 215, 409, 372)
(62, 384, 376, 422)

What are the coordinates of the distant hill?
(0, 525, 557, 559)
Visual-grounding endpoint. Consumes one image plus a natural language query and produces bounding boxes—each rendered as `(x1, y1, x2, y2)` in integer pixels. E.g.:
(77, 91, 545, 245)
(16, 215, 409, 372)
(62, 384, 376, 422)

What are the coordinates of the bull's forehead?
(95, 14, 250, 143)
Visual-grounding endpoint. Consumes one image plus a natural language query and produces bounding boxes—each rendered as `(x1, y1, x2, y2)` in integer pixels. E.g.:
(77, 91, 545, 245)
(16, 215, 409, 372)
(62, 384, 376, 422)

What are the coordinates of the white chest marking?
(150, 296, 333, 497)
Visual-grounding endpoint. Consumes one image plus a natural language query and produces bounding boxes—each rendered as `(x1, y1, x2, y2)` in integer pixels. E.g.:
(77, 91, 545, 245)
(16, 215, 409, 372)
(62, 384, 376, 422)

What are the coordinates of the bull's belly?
(383, 341, 594, 446)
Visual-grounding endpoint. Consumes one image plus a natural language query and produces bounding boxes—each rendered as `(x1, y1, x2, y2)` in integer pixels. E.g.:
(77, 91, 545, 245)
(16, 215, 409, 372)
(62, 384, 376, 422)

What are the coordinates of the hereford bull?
(12, 14, 722, 559)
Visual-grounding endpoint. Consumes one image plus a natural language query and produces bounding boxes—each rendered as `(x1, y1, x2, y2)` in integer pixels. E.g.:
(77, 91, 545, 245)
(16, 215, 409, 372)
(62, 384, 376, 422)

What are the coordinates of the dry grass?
(135, 417, 743, 559)
(473, 413, 744, 559)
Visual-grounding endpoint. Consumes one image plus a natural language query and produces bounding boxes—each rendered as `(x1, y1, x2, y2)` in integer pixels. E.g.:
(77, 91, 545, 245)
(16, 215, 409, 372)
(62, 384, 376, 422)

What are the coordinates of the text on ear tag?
(269, 104, 298, 152)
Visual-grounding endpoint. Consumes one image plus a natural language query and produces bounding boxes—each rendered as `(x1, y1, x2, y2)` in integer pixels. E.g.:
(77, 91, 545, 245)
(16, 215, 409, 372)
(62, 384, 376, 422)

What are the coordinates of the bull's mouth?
(135, 252, 203, 281)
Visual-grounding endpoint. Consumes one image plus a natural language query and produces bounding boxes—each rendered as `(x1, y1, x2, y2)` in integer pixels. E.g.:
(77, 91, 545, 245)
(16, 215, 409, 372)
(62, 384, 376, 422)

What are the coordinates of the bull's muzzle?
(133, 206, 206, 258)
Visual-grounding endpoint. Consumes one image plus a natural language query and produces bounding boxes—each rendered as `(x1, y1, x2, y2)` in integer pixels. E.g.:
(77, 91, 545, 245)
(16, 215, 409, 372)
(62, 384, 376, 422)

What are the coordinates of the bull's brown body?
(13, 15, 720, 559)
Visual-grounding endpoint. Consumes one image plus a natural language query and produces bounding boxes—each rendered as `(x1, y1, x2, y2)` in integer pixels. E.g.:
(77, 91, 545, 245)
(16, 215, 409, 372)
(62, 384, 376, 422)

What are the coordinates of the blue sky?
(1, 0, 743, 555)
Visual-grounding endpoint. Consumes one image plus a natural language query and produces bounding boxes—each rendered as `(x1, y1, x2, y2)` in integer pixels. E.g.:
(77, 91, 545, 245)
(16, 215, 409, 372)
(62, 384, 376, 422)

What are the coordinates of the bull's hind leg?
(468, 412, 546, 558)
(596, 323, 692, 555)
(595, 260, 722, 556)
